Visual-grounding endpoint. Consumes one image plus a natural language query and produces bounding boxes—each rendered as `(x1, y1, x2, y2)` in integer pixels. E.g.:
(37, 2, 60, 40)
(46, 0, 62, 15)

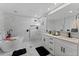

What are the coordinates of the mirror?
(63, 14, 79, 33)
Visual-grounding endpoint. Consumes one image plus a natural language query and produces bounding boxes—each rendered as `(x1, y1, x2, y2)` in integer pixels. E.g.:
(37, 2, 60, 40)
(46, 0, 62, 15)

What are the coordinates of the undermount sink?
(0, 37, 24, 53)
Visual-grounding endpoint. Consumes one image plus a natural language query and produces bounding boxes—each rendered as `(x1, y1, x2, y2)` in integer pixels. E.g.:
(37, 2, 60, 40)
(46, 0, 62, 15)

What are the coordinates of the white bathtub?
(0, 37, 24, 53)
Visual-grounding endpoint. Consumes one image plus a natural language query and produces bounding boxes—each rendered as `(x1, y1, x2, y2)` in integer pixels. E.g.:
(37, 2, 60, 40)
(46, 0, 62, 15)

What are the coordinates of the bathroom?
(0, 3, 79, 56)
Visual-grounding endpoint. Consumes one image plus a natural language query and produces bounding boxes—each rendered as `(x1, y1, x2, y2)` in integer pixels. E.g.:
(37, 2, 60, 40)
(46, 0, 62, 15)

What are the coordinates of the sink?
(0, 37, 24, 52)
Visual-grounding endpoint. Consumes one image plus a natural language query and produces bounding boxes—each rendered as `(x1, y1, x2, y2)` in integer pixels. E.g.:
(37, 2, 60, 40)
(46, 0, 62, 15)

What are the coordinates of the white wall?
(0, 12, 4, 31)
(46, 18, 64, 31)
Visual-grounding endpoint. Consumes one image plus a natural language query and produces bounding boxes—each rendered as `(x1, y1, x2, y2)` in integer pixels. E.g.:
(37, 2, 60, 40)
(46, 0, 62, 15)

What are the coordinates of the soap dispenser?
(67, 29, 71, 38)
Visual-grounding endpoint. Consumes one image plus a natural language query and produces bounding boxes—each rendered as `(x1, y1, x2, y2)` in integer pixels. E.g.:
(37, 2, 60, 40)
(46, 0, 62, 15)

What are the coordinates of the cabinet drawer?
(45, 45, 54, 55)
(48, 41, 54, 47)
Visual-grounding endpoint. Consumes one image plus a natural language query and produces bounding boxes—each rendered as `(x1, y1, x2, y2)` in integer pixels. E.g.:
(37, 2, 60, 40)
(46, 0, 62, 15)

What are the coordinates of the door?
(54, 38, 63, 56)
(54, 38, 77, 56)
(62, 41, 77, 56)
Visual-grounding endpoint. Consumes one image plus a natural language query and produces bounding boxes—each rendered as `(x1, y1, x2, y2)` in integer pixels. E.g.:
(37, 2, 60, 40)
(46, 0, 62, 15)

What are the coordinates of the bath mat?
(36, 46, 50, 56)
(12, 48, 26, 56)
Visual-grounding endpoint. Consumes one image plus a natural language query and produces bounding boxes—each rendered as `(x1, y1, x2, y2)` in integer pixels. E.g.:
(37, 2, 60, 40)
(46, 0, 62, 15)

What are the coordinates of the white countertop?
(43, 33, 79, 44)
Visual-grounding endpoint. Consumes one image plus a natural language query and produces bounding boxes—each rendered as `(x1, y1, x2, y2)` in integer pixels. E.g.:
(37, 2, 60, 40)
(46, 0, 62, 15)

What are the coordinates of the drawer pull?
(61, 47, 63, 52)
(49, 41, 53, 44)
(61, 47, 65, 53)
(49, 48, 53, 51)
(63, 48, 65, 53)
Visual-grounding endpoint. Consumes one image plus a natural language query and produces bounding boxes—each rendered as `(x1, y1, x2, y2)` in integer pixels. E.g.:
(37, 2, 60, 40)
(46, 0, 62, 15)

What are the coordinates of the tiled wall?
(0, 11, 5, 39)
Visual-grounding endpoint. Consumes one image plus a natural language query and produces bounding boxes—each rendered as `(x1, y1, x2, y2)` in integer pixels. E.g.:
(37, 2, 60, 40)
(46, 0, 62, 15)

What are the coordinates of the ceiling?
(47, 3, 79, 20)
(0, 3, 62, 18)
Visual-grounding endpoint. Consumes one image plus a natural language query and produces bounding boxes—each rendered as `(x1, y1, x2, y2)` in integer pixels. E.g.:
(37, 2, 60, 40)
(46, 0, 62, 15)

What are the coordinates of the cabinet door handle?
(49, 48, 53, 51)
(43, 38, 45, 41)
(63, 48, 65, 53)
(61, 47, 63, 52)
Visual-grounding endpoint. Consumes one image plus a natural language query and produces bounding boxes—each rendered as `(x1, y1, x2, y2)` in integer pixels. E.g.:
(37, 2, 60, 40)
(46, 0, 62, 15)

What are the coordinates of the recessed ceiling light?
(69, 10, 73, 13)
(48, 8, 50, 11)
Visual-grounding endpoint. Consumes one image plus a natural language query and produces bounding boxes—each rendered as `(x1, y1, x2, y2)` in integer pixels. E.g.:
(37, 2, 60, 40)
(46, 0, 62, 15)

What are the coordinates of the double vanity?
(42, 33, 79, 56)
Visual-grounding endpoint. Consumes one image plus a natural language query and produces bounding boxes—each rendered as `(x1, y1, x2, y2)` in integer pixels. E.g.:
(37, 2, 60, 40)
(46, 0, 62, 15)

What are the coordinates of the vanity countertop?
(43, 33, 79, 44)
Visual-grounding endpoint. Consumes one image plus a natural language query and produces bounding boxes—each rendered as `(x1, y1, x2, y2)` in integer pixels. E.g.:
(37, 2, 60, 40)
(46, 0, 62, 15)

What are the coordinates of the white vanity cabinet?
(54, 38, 63, 56)
(42, 33, 78, 56)
(42, 35, 55, 55)
(54, 38, 78, 56)
(77, 44, 79, 56)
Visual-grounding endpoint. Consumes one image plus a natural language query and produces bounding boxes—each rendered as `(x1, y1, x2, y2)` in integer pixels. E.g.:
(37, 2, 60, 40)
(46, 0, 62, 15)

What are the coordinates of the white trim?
(48, 3, 71, 15)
